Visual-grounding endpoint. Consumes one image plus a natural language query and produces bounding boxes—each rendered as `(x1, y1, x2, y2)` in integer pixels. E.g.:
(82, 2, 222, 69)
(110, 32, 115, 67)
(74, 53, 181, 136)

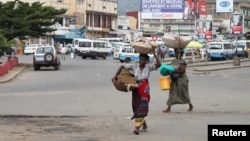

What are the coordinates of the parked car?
(33, 46, 61, 70)
(168, 48, 175, 57)
(24, 44, 42, 55)
(119, 48, 154, 63)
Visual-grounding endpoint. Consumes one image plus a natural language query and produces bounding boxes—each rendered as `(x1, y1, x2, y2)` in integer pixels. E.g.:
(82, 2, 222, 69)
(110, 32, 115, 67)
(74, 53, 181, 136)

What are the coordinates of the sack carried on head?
(162, 34, 192, 49)
(130, 38, 158, 54)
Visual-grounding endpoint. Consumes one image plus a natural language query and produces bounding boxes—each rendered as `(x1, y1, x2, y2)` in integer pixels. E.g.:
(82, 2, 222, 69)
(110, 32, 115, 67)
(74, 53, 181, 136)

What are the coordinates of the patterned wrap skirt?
(131, 80, 150, 119)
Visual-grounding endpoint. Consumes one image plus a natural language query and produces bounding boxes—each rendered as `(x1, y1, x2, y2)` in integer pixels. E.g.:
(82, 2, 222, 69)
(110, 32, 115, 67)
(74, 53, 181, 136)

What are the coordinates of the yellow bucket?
(159, 76, 171, 90)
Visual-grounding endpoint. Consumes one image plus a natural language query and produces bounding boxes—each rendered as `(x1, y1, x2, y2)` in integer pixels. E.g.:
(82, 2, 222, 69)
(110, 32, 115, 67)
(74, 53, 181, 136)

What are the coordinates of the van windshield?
(209, 44, 222, 49)
(79, 42, 91, 47)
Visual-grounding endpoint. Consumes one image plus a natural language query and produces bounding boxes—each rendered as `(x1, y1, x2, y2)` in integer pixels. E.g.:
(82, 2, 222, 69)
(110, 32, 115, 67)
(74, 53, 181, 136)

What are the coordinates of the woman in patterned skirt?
(112, 50, 161, 135)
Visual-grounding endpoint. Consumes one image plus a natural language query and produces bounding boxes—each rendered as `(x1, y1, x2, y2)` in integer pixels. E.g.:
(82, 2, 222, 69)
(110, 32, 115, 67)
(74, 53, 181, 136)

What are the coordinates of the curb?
(0, 64, 28, 84)
(193, 64, 250, 72)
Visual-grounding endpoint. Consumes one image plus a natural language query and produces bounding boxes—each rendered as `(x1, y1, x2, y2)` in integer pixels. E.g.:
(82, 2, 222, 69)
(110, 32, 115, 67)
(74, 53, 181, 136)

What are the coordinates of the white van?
(233, 40, 250, 58)
(72, 38, 111, 59)
(113, 46, 134, 60)
(113, 43, 132, 59)
(208, 41, 234, 60)
(99, 38, 124, 54)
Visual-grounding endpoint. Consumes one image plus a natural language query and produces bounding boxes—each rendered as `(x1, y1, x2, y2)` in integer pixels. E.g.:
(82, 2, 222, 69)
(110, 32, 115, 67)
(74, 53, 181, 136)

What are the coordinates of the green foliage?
(0, 34, 17, 55)
(0, 0, 67, 41)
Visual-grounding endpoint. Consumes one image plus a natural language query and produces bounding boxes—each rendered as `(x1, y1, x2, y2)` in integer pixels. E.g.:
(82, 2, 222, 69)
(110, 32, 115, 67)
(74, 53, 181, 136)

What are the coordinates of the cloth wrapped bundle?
(159, 64, 175, 76)
(162, 35, 192, 49)
(130, 38, 158, 54)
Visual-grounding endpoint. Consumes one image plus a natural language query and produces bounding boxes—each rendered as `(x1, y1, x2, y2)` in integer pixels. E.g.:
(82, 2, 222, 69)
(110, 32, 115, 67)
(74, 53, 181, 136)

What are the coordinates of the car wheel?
(125, 58, 131, 63)
(44, 52, 54, 63)
(54, 65, 60, 70)
(103, 55, 106, 60)
(34, 65, 40, 71)
(120, 60, 124, 63)
(82, 56, 86, 59)
(92, 55, 96, 59)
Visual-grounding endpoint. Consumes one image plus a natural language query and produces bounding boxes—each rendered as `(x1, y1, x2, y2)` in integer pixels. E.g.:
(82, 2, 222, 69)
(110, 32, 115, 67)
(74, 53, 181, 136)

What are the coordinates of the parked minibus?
(232, 40, 249, 58)
(207, 41, 234, 60)
(72, 38, 111, 59)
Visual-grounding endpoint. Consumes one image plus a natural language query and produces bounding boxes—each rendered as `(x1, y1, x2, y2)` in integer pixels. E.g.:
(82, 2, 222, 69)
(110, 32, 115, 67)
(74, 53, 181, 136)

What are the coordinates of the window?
(44, 47, 54, 53)
(79, 42, 91, 47)
(224, 44, 232, 49)
(77, 0, 84, 4)
(93, 42, 105, 48)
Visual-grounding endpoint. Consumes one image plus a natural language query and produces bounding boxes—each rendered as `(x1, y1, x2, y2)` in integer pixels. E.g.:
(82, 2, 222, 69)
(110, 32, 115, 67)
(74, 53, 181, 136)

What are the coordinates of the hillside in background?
(117, 0, 140, 15)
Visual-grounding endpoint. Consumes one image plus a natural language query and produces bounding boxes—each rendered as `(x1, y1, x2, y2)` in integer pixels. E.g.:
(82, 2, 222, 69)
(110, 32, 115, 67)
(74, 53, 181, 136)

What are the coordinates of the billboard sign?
(230, 13, 244, 34)
(140, 0, 207, 19)
(216, 0, 233, 13)
(196, 20, 212, 39)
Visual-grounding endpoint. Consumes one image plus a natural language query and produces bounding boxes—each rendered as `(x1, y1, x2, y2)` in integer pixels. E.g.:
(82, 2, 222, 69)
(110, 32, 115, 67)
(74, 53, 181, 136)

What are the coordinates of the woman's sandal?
(133, 128, 139, 135)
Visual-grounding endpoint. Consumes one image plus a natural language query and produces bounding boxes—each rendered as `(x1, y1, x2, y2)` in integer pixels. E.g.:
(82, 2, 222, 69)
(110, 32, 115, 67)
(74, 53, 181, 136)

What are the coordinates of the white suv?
(33, 46, 61, 70)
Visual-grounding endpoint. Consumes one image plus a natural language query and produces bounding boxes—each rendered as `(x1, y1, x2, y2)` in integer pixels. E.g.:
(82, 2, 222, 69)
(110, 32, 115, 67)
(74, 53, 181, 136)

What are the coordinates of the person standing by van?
(112, 49, 161, 135)
(61, 46, 67, 60)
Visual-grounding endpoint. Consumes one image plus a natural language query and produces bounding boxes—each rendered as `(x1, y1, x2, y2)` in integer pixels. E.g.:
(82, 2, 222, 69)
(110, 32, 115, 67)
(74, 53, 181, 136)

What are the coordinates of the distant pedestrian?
(201, 49, 205, 60)
(191, 48, 195, 63)
(61, 46, 67, 60)
(160, 46, 167, 61)
(183, 48, 187, 59)
(71, 48, 76, 59)
(22, 43, 27, 55)
(196, 49, 200, 63)
(157, 47, 162, 60)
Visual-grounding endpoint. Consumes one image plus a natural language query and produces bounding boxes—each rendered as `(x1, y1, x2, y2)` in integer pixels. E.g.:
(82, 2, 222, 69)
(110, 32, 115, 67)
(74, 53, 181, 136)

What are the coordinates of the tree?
(0, 33, 17, 56)
(0, 0, 67, 41)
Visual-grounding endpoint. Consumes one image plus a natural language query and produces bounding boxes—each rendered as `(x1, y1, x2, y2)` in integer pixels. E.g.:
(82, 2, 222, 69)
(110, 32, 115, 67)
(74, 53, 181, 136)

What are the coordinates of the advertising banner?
(216, 0, 234, 13)
(140, 0, 206, 19)
(196, 20, 212, 39)
(230, 13, 244, 34)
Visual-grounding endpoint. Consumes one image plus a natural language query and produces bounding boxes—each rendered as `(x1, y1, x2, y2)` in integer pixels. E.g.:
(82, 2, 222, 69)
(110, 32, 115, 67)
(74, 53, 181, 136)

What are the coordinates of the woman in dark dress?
(163, 48, 193, 113)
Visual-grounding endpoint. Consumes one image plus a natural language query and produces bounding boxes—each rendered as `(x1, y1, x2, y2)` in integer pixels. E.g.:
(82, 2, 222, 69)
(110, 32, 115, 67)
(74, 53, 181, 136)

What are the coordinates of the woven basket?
(162, 35, 192, 49)
(130, 38, 158, 54)
(112, 69, 137, 92)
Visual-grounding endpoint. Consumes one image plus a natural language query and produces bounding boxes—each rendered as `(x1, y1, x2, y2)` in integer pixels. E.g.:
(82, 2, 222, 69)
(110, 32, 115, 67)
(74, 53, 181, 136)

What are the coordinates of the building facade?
(132, 0, 250, 38)
(1, 0, 118, 45)
(207, 0, 250, 36)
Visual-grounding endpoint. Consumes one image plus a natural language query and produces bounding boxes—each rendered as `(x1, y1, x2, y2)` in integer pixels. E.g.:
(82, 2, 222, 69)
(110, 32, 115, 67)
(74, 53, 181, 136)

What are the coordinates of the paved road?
(0, 55, 250, 141)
